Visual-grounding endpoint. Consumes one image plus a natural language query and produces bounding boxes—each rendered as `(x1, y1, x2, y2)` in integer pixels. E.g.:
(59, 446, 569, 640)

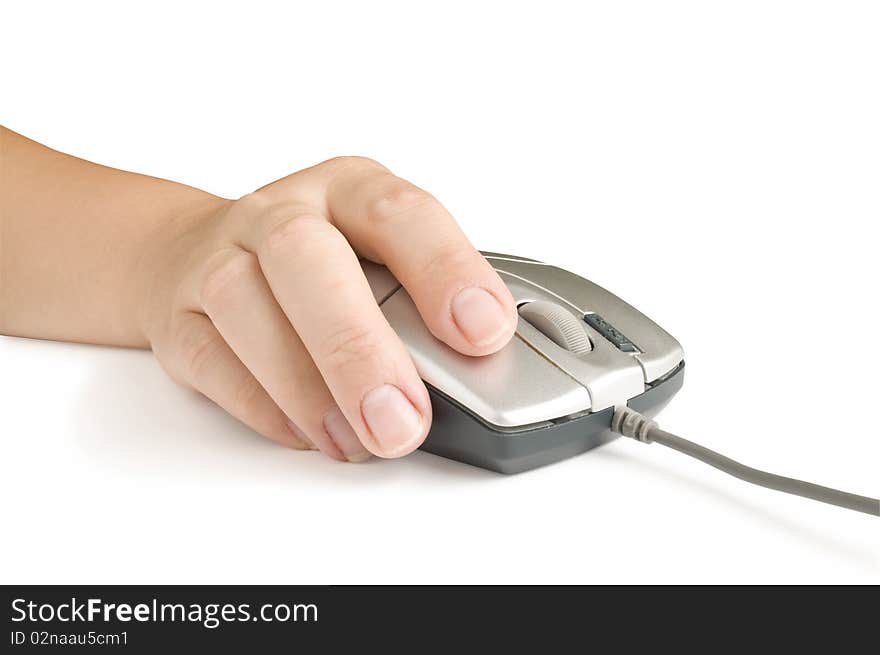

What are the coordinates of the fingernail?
(285, 418, 316, 450)
(322, 407, 372, 462)
(361, 384, 424, 457)
(451, 287, 510, 347)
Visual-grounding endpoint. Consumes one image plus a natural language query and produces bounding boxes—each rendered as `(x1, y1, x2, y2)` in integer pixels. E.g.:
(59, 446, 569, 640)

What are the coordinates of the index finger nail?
(451, 287, 511, 348)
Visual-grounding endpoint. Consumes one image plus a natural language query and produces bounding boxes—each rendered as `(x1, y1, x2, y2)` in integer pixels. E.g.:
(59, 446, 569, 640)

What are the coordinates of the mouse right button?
(488, 257, 683, 384)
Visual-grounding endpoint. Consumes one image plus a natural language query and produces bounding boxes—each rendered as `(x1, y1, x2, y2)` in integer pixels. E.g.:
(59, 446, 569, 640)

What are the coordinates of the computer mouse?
(361, 252, 685, 473)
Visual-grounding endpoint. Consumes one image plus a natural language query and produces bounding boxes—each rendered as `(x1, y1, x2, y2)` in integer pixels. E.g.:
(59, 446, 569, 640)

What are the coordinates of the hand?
(140, 157, 517, 462)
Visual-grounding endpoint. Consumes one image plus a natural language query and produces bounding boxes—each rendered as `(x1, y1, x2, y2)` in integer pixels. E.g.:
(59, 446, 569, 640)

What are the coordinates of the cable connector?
(611, 406, 657, 443)
(608, 405, 879, 516)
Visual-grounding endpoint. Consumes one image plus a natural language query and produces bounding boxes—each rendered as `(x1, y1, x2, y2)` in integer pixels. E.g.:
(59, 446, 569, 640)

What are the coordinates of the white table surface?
(1, 331, 877, 584)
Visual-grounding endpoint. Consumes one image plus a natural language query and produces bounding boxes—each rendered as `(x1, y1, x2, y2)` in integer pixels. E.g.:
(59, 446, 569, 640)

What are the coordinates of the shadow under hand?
(68, 345, 491, 488)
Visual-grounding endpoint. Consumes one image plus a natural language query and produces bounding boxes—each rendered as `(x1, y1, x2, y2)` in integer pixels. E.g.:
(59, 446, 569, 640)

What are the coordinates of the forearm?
(0, 127, 228, 347)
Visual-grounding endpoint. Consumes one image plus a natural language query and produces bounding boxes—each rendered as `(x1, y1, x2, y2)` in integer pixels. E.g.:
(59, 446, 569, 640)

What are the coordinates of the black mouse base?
(420, 363, 684, 474)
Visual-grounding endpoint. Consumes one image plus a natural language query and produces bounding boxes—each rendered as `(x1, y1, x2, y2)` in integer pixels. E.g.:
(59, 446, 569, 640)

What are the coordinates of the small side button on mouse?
(583, 313, 639, 353)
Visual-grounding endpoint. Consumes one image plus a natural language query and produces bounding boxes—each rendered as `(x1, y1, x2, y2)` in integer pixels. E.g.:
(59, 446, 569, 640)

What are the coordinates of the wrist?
(134, 194, 233, 348)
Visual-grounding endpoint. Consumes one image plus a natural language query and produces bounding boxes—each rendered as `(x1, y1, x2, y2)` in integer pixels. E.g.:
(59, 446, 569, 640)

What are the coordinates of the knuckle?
(323, 155, 385, 172)
(228, 192, 317, 236)
(366, 181, 437, 228)
(318, 323, 382, 372)
(200, 248, 258, 310)
(419, 243, 479, 286)
(261, 214, 335, 258)
(234, 190, 274, 214)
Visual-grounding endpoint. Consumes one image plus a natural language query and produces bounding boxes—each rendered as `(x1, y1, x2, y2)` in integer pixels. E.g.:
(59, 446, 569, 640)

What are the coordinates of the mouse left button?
(360, 259, 401, 304)
(381, 289, 593, 427)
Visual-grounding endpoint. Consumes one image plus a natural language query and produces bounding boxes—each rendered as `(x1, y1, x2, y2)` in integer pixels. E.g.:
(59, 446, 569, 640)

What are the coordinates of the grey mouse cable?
(611, 407, 880, 516)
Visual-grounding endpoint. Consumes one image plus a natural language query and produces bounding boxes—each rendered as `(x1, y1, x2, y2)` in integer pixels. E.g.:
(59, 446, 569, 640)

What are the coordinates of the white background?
(1, 1, 878, 584)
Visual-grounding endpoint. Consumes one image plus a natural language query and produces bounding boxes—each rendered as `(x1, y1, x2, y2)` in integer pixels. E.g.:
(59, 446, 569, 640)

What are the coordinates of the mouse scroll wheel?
(517, 300, 593, 355)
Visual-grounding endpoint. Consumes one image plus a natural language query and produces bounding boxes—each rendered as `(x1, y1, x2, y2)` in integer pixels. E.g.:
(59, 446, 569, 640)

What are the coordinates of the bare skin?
(0, 127, 517, 462)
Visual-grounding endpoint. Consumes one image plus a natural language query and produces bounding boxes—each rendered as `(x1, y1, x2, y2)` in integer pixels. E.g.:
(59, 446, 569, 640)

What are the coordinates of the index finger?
(322, 157, 518, 357)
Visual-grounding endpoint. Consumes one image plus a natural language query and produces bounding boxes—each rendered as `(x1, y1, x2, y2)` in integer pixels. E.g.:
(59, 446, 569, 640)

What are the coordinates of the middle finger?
(243, 212, 432, 459)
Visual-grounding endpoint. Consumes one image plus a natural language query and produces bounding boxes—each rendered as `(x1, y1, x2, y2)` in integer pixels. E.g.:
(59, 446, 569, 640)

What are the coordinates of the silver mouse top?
(362, 252, 684, 431)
